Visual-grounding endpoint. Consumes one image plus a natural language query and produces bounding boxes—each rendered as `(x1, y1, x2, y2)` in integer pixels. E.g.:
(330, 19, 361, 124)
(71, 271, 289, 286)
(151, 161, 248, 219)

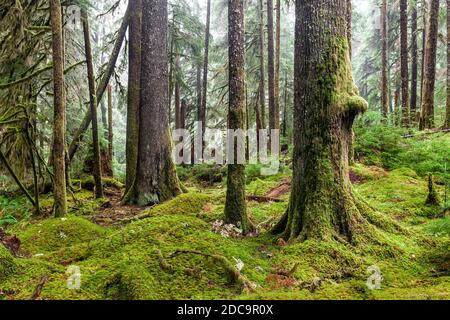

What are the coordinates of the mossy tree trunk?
(400, 0, 410, 127)
(420, 0, 429, 108)
(445, 0, 450, 128)
(129, 0, 182, 206)
(224, 0, 252, 234)
(411, 3, 419, 123)
(50, 0, 67, 217)
(381, 0, 389, 119)
(125, 0, 142, 193)
(81, 9, 104, 199)
(107, 85, 114, 177)
(273, 0, 368, 242)
(275, 0, 281, 129)
(420, 0, 440, 130)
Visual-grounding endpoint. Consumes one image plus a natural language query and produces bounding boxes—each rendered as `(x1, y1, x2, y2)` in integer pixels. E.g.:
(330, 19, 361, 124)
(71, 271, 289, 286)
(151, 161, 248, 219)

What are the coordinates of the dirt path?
(90, 187, 143, 226)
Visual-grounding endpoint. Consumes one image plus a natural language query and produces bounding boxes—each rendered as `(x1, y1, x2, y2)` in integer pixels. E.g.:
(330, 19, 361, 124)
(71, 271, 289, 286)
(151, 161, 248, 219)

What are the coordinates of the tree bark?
(275, 0, 281, 131)
(381, 0, 389, 119)
(107, 85, 114, 177)
(445, 0, 450, 128)
(50, 0, 67, 217)
(125, 0, 142, 192)
(200, 0, 211, 133)
(129, 0, 181, 206)
(400, 0, 410, 127)
(258, 0, 266, 129)
(420, 0, 429, 107)
(411, 3, 419, 123)
(175, 56, 182, 130)
(267, 0, 279, 150)
(224, 0, 252, 234)
(68, 6, 130, 162)
(420, 0, 440, 130)
(272, 0, 368, 242)
(81, 9, 104, 199)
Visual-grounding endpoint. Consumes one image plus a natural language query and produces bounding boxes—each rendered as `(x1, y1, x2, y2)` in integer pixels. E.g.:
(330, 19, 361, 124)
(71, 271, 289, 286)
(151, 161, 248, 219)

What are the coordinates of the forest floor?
(0, 132, 449, 300)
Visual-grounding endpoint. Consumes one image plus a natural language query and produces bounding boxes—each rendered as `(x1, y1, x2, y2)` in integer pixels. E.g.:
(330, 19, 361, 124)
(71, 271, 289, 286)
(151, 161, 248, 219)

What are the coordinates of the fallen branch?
(403, 128, 450, 139)
(31, 275, 49, 300)
(247, 195, 284, 203)
(169, 250, 255, 293)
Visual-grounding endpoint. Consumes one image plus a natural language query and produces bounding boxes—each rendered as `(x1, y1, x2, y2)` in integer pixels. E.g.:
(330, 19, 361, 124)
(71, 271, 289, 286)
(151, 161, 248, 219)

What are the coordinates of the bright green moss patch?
(0, 245, 16, 281)
(138, 193, 212, 218)
(10, 216, 106, 254)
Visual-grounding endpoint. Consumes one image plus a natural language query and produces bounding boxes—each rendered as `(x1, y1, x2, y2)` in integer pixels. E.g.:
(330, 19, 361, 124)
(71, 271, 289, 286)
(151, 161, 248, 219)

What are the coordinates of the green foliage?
(355, 115, 450, 179)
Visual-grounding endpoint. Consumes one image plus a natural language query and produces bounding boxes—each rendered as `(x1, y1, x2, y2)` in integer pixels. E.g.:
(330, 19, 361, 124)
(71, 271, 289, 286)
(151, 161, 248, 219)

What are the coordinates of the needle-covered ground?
(0, 130, 449, 300)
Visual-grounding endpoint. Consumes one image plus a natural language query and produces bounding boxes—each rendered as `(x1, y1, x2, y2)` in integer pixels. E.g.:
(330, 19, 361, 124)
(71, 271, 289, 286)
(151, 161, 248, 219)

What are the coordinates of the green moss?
(0, 245, 17, 281)
(10, 216, 106, 254)
(139, 192, 211, 217)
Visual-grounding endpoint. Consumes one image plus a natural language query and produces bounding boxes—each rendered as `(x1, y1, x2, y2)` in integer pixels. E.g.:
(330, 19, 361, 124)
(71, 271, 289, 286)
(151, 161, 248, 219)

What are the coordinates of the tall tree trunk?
(346, 0, 352, 57)
(107, 85, 114, 177)
(411, 3, 419, 123)
(445, 0, 450, 128)
(175, 56, 182, 130)
(282, 69, 288, 138)
(200, 0, 211, 133)
(420, 0, 429, 107)
(129, 0, 181, 206)
(267, 0, 279, 151)
(81, 9, 104, 199)
(400, 0, 410, 127)
(50, 0, 67, 217)
(275, 0, 281, 131)
(125, 0, 142, 192)
(420, 0, 440, 130)
(196, 63, 202, 122)
(224, 0, 252, 233)
(258, 0, 266, 129)
(272, 0, 368, 242)
(68, 7, 130, 162)
(381, 0, 389, 119)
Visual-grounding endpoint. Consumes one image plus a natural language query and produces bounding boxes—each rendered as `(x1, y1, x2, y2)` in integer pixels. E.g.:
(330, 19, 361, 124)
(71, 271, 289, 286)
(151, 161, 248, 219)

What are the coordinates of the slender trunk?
(68, 7, 130, 162)
(175, 56, 182, 129)
(225, 0, 252, 233)
(347, 0, 352, 57)
(273, 0, 368, 241)
(50, 0, 67, 217)
(420, 0, 440, 130)
(282, 69, 288, 138)
(420, 0, 429, 107)
(196, 63, 202, 122)
(258, 0, 266, 129)
(445, 0, 450, 128)
(168, 36, 174, 127)
(82, 9, 103, 199)
(400, 0, 410, 127)
(129, 0, 181, 206)
(381, 0, 389, 119)
(411, 4, 419, 123)
(125, 0, 142, 192)
(108, 85, 114, 177)
(267, 0, 279, 151)
(0, 150, 36, 207)
(200, 0, 211, 132)
(275, 0, 281, 131)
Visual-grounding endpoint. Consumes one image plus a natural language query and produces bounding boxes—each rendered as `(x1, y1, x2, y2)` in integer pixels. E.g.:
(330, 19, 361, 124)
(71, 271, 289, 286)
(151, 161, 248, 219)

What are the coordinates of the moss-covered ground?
(0, 133, 449, 300)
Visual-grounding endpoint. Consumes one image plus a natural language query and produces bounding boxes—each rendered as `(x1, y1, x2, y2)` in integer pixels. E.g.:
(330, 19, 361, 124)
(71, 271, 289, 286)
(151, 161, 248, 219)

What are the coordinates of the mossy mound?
(140, 193, 212, 217)
(78, 177, 124, 191)
(10, 216, 106, 254)
(0, 245, 17, 280)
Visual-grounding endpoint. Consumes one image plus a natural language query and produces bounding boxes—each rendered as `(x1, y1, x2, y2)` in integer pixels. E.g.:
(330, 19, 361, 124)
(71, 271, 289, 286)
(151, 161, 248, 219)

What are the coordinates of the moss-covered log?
(273, 0, 368, 242)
